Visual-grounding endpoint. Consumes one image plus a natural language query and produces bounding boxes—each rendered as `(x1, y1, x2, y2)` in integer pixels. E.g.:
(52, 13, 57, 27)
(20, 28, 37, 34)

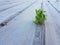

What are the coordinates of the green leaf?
(33, 9, 46, 25)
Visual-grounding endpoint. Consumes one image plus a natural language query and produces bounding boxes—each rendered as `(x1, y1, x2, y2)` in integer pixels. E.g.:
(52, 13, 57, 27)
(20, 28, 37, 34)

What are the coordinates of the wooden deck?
(0, 0, 60, 45)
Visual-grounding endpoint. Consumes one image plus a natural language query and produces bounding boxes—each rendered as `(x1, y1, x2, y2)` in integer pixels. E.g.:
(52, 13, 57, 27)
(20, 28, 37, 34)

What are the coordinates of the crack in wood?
(33, 24, 45, 45)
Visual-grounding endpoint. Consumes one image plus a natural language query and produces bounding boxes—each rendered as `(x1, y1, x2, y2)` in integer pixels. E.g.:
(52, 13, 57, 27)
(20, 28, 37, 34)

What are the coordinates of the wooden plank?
(44, 2, 60, 45)
(0, 1, 41, 45)
(0, 0, 36, 27)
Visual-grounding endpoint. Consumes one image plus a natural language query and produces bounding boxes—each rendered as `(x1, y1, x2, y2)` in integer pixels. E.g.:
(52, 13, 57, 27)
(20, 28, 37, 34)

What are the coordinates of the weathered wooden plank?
(44, 2, 60, 45)
(0, 0, 36, 27)
(0, 1, 41, 45)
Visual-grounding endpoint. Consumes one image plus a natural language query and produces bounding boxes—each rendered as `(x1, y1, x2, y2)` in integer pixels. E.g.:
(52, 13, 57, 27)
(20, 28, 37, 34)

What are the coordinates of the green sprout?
(33, 9, 46, 25)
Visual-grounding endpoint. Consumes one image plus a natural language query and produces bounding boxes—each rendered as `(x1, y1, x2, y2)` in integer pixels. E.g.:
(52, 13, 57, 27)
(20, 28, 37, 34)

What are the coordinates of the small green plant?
(33, 9, 46, 25)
